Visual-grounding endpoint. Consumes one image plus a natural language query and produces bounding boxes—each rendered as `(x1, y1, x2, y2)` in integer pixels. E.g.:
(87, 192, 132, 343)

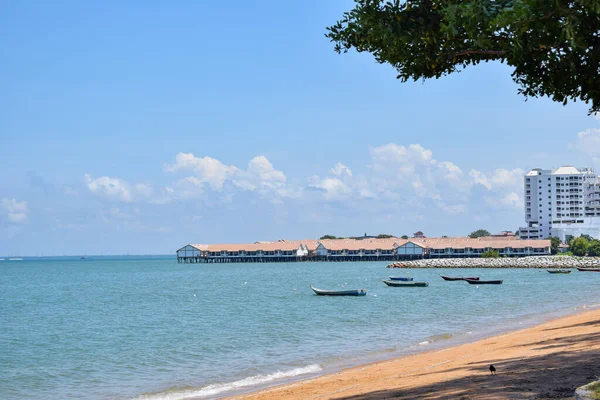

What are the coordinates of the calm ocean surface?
(1, 258, 599, 399)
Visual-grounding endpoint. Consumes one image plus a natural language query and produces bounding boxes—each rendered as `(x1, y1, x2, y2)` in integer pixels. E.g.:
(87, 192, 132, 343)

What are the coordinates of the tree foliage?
(401, 235, 409, 239)
(570, 236, 589, 256)
(549, 236, 561, 254)
(566, 234, 575, 246)
(320, 235, 339, 240)
(326, 0, 600, 113)
(481, 249, 500, 258)
(377, 234, 394, 238)
(588, 239, 600, 256)
(469, 229, 491, 238)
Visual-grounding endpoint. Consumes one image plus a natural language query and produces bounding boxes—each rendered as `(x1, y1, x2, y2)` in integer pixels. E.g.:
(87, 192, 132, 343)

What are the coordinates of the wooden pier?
(176, 254, 421, 264)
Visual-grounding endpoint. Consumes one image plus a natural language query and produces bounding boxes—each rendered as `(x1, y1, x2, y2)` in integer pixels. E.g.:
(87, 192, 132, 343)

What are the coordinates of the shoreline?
(228, 306, 600, 400)
(387, 255, 600, 268)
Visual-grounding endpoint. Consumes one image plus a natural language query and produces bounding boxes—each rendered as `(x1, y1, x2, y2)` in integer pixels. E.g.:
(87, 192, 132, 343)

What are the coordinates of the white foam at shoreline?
(133, 364, 322, 400)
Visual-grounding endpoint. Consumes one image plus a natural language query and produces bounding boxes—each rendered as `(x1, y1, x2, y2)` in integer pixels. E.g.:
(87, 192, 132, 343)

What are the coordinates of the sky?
(1, 1, 599, 256)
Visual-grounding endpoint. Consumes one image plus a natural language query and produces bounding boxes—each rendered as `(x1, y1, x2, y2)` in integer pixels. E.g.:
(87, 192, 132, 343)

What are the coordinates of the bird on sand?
(489, 364, 497, 375)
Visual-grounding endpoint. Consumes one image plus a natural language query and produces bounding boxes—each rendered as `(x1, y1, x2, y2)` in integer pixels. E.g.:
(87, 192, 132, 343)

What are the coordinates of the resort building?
(176, 237, 551, 263)
(519, 166, 600, 241)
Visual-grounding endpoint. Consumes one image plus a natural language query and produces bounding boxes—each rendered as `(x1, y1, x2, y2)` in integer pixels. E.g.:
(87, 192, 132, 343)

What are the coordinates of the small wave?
(133, 364, 322, 400)
(428, 333, 453, 342)
(418, 341, 429, 346)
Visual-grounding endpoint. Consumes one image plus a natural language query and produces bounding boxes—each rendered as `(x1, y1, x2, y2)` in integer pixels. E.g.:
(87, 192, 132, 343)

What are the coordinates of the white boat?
(310, 285, 367, 296)
(8, 258, 23, 261)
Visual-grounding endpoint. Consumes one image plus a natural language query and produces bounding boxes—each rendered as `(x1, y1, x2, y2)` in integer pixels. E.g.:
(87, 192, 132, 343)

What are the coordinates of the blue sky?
(1, 1, 599, 256)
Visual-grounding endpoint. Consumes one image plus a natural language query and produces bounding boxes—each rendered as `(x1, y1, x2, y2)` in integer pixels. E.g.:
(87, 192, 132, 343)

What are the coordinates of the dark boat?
(577, 267, 600, 272)
(547, 269, 571, 274)
(440, 275, 480, 281)
(465, 279, 503, 285)
(383, 280, 428, 287)
(389, 276, 414, 281)
(310, 285, 367, 296)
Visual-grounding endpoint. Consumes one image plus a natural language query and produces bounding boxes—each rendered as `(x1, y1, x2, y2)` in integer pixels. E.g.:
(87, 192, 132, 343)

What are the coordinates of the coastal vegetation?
(588, 240, 600, 257)
(566, 235, 600, 257)
(481, 249, 500, 258)
(469, 229, 491, 238)
(320, 235, 342, 240)
(550, 236, 561, 255)
(570, 237, 589, 256)
(319, 233, 395, 240)
(326, 0, 600, 113)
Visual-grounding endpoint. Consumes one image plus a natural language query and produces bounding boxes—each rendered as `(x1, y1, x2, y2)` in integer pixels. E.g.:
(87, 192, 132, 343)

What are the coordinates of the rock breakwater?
(388, 256, 600, 268)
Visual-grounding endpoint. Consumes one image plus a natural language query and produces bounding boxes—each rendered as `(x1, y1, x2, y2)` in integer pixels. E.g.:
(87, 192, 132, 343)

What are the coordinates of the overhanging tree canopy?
(326, 0, 600, 113)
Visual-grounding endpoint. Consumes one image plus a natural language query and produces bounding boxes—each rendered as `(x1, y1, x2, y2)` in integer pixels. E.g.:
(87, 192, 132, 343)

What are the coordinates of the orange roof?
(404, 238, 550, 250)
(318, 238, 400, 251)
(189, 237, 550, 253)
(192, 240, 314, 252)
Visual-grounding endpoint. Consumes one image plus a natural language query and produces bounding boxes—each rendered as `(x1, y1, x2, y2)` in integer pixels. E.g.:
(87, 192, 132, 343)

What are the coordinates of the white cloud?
(84, 174, 133, 202)
(371, 143, 433, 177)
(570, 129, 600, 157)
(308, 176, 351, 201)
(368, 143, 470, 213)
(330, 162, 353, 177)
(235, 156, 287, 191)
(165, 153, 238, 190)
(485, 192, 522, 209)
(470, 168, 525, 191)
(166, 153, 287, 196)
(1, 198, 29, 224)
(84, 174, 173, 204)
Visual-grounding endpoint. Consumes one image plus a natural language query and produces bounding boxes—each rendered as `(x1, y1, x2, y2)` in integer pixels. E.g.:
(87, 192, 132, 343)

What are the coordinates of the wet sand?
(230, 308, 600, 399)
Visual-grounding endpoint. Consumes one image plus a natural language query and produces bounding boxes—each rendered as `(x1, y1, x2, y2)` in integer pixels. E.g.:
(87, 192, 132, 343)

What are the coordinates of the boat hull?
(547, 269, 571, 274)
(383, 280, 428, 287)
(389, 277, 414, 281)
(465, 279, 503, 285)
(577, 267, 600, 272)
(440, 276, 479, 281)
(310, 286, 367, 296)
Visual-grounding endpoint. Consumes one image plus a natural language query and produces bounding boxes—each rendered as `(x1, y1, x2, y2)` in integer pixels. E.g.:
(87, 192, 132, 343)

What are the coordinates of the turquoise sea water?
(1, 258, 599, 400)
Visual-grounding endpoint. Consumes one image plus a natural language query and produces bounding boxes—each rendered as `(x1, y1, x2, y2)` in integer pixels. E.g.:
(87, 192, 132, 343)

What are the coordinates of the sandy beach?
(230, 308, 600, 400)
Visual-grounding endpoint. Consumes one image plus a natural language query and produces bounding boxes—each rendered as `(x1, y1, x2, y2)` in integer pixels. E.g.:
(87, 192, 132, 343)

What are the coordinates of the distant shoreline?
(388, 255, 600, 268)
(0, 254, 175, 260)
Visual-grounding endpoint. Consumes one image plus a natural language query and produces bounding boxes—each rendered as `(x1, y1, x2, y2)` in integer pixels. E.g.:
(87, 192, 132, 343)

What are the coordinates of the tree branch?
(450, 49, 507, 57)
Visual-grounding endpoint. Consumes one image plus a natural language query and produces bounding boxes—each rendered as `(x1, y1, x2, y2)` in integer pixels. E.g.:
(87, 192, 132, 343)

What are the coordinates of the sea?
(1, 257, 599, 400)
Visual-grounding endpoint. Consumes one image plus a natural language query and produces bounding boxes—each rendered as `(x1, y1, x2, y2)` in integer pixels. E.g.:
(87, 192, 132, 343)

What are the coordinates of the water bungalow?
(176, 237, 551, 263)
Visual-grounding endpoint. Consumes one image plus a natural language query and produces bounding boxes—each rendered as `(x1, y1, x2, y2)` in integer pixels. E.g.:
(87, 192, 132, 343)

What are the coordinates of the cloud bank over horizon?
(2, 114, 599, 256)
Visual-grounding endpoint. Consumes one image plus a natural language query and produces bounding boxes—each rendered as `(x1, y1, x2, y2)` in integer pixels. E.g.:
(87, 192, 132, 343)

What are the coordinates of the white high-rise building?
(519, 166, 600, 241)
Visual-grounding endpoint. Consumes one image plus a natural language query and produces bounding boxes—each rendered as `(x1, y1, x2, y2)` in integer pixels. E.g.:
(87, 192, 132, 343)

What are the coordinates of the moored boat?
(547, 269, 571, 274)
(440, 275, 479, 281)
(310, 285, 367, 296)
(577, 267, 600, 272)
(465, 279, 503, 285)
(383, 280, 428, 287)
(389, 276, 414, 281)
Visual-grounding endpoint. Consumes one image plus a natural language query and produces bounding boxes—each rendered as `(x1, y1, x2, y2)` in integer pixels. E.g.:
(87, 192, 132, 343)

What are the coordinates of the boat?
(577, 267, 600, 272)
(440, 275, 480, 281)
(389, 276, 414, 281)
(8, 258, 23, 261)
(465, 279, 503, 285)
(547, 269, 571, 274)
(310, 285, 367, 296)
(383, 280, 429, 287)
